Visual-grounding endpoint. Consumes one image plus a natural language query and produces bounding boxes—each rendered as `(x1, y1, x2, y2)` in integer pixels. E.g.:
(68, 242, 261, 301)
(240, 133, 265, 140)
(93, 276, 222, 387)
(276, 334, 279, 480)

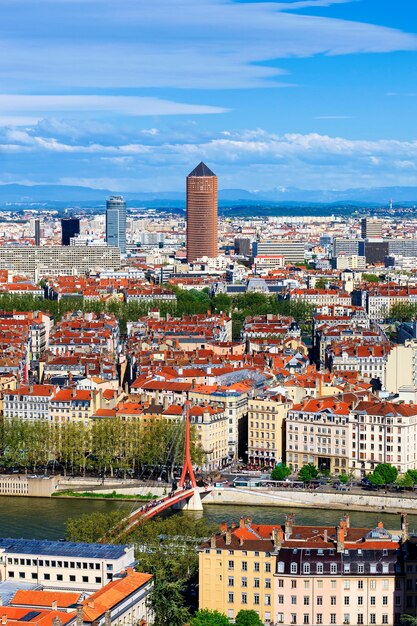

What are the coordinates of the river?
(1, 496, 417, 539)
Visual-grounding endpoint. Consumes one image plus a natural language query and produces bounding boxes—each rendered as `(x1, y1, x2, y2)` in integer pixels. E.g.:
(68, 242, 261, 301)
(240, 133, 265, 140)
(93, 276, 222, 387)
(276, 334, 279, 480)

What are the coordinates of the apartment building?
(49, 388, 100, 424)
(0, 246, 121, 279)
(290, 288, 352, 308)
(327, 342, 390, 383)
(199, 514, 405, 626)
(80, 568, 153, 626)
(3, 384, 58, 421)
(350, 399, 417, 475)
(0, 539, 135, 592)
(385, 340, 417, 397)
(199, 517, 275, 623)
(286, 396, 351, 474)
(189, 385, 250, 462)
(163, 403, 229, 471)
(365, 286, 417, 321)
(247, 393, 292, 467)
(273, 515, 403, 626)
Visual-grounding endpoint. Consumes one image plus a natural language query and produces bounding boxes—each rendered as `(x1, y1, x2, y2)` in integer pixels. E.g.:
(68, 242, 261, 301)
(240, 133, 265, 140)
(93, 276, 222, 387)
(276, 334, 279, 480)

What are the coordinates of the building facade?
(248, 394, 291, 467)
(61, 219, 81, 246)
(186, 162, 218, 262)
(199, 514, 407, 626)
(0, 247, 121, 279)
(0, 539, 135, 592)
(106, 196, 126, 254)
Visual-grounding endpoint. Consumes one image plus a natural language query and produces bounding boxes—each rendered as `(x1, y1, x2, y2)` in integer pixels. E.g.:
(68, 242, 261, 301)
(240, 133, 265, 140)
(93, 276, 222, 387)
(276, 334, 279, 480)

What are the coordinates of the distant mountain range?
(1, 183, 417, 207)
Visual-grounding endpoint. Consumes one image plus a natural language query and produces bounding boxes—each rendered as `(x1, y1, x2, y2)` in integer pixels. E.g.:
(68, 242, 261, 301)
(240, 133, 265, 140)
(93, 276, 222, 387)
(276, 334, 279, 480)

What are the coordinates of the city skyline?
(0, 0, 416, 193)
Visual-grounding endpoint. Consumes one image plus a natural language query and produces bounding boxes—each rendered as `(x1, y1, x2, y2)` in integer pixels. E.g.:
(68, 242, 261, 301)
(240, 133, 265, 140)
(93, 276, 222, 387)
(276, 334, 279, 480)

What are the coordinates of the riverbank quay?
(0, 474, 168, 497)
(202, 486, 417, 514)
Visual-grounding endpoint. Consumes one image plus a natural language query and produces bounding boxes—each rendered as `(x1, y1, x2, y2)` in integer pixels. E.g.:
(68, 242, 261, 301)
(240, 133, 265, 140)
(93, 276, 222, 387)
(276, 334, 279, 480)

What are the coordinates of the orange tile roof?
(81, 570, 152, 622)
(11, 590, 81, 609)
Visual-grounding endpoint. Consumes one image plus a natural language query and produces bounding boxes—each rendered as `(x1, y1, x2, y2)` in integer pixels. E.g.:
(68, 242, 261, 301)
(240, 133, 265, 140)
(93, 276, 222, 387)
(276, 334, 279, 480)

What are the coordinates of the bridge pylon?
(177, 401, 203, 511)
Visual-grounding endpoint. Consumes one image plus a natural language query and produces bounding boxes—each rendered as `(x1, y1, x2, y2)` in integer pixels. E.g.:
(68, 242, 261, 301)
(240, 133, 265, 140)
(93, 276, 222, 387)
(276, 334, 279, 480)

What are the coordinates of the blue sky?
(1, 0, 417, 192)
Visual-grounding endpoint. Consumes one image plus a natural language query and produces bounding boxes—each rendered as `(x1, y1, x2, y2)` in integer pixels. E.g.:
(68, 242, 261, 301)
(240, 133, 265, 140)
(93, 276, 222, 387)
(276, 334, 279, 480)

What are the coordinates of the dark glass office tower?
(61, 218, 80, 246)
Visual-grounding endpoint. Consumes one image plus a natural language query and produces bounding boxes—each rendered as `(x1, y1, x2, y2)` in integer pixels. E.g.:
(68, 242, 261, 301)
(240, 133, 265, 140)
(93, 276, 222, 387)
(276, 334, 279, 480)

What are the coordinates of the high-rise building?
(361, 217, 382, 239)
(61, 218, 80, 246)
(34, 219, 41, 246)
(106, 195, 126, 254)
(186, 162, 218, 262)
(333, 238, 361, 257)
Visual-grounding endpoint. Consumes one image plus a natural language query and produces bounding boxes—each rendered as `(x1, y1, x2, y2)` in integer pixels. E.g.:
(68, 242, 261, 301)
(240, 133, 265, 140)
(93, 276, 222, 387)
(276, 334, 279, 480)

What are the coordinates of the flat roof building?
(0, 539, 135, 592)
(0, 247, 121, 279)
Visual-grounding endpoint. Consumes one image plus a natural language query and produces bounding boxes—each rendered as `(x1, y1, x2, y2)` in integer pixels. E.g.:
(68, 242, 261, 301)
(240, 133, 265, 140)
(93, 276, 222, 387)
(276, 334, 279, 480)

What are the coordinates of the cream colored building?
(384, 339, 417, 396)
(199, 517, 275, 624)
(189, 386, 249, 462)
(0, 246, 121, 279)
(162, 403, 229, 471)
(190, 404, 229, 471)
(248, 393, 292, 467)
(199, 514, 405, 626)
(286, 396, 350, 474)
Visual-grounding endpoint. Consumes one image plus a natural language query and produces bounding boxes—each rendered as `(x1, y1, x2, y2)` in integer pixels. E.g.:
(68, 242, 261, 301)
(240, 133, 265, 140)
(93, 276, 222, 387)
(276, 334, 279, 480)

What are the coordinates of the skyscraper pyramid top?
(188, 162, 216, 177)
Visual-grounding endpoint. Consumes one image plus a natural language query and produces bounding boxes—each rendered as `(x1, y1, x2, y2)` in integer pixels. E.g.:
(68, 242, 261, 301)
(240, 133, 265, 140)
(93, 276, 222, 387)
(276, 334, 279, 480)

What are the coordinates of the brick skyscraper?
(186, 162, 218, 262)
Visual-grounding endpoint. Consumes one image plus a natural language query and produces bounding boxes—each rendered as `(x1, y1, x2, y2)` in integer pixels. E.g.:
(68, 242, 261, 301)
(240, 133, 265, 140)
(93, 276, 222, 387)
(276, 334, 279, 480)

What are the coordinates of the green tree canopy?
(65, 510, 125, 543)
(147, 579, 190, 626)
(271, 464, 291, 481)
(298, 464, 319, 483)
(401, 615, 417, 626)
(235, 610, 263, 626)
(406, 469, 417, 485)
(369, 463, 398, 486)
(315, 277, 328, 289)
(397, 473, 414, 488)
(362, 273, 379, 283)
(190, 609, 230, 626)
(339, 472, 349, 485)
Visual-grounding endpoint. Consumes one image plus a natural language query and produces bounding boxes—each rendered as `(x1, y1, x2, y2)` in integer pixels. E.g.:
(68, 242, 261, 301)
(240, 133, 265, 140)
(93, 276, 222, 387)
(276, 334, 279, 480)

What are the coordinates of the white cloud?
(2, 125, 417, 188)
(0, 95, 227, 117)
(0, 0, 415, 90)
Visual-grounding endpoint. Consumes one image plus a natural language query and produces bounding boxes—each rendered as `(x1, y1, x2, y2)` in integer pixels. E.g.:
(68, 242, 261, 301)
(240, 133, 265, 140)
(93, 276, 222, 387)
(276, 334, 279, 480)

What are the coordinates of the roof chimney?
(401, 512, 409, 542)
(285, 513, 295, 538)
(225, 530, 232, 546)
(1, 616, 6, 625)
(343, 514, 350, 529)
(272, 527, 284, 550)
(337, 525, 345, 553)
(210, 536, 216, 549)
(76, 606, 83, 626)
(52, 601, 58, 611)
(239, 517, 245, 529)
(219, 522, 228, 533)
(323, 529, 328, 542)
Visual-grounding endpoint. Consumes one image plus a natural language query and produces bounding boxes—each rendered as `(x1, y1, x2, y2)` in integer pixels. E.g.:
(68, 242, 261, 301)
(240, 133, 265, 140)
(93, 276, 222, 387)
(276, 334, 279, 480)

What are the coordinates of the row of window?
(7, 557, 112, 570)
(228, 561, 271, 572)
(8, 570, 107, 583)
(228, 577, 270, 588)
(276, 579, 392, 590)
(281, 595, 391, 606)
(282, 613, 390, 625)
(283, 561, 390, 574)
(228, 593, 270, 605)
